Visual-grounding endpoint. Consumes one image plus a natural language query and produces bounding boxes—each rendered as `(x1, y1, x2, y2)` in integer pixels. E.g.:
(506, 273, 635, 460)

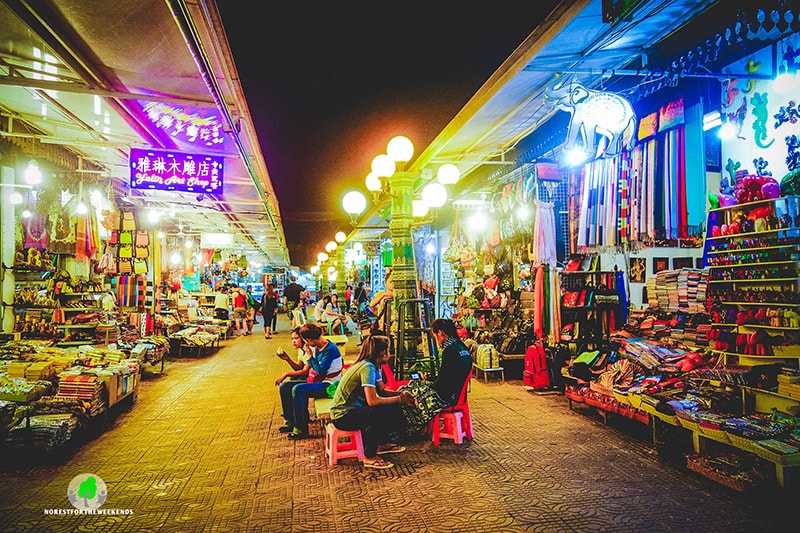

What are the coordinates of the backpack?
(523, 342, 550, 390)
(476, 344, 499, 369)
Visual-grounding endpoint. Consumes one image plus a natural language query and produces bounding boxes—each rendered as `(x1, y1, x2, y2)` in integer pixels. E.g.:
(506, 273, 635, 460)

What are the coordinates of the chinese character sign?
(129, 148, 224, 194)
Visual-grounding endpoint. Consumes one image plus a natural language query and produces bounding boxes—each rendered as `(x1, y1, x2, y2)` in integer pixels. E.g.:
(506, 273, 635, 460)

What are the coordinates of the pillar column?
(389, 170, 416, 304)
(336, 244, 346, 305)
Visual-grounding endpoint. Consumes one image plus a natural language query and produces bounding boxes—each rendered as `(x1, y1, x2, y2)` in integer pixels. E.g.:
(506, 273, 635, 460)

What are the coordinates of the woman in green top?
(331, 335, 416, 469)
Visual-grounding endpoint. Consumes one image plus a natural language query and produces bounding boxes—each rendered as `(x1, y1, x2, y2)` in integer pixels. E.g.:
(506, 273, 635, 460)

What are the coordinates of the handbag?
(133, 258, 148, 274)
(121, 211, 137, 231)
(135, 230, 149, 247)
(118, 258, 133, 274)
(443, 211, 466, 264)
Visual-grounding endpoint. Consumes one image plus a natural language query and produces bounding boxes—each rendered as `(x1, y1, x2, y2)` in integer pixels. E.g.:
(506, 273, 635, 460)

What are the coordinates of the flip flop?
(363, 458, 393, 469)
(377, 445, 406, 455)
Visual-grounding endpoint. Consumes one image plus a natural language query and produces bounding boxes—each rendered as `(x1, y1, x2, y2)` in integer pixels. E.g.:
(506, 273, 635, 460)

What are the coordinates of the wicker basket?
(686, 455, 759, 492)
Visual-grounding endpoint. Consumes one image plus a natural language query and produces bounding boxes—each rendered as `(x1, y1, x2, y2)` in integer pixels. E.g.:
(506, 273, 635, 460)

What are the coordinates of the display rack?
(559, 264, 620, 349)
(703, 196, 800, 368)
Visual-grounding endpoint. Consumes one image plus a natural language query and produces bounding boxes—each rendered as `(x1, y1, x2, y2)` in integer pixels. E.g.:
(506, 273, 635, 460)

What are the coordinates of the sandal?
(363, 458, 393, 469)
(377, 445, 406, 455)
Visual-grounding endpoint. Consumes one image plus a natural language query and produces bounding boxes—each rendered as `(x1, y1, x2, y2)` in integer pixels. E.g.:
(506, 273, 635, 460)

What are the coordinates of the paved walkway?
(1, 316, 798, 532)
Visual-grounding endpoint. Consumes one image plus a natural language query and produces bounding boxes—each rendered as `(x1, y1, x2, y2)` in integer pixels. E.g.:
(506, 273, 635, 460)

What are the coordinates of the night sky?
(217, 3, 561, 268)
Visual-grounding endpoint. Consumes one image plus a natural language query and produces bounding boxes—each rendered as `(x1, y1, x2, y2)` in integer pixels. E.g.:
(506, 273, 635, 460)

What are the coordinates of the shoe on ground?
(287, 429, 308, 440)
(363, 458, 393, 469)
(278, 424, 293, 433)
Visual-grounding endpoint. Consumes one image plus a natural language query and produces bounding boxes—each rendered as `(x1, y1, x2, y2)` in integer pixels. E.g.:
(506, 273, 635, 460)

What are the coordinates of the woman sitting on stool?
(323, 293, 347, 335)
(330, 335, 416, 469)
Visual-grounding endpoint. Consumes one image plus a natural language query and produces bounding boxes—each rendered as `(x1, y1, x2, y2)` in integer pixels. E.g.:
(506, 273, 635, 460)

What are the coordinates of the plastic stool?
(431, 411, 471, 445)
(325, 424, 365, 465)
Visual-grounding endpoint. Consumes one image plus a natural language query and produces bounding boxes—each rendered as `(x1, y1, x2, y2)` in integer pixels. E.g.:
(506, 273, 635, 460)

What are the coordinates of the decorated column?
(389, 169, 416, 329)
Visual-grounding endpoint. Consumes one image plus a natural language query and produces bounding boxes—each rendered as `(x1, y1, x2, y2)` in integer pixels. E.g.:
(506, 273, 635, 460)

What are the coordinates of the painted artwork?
(629, 257, 646, 283)
(672, 257, 694, 270)
(653, 257, 669, 273)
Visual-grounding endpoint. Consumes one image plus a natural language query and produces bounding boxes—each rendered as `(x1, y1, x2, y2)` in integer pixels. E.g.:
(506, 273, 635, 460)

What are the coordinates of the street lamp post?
(373, 136, 417, 330)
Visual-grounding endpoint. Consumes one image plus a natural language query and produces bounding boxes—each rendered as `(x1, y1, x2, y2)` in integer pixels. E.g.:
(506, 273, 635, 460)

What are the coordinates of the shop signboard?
(129, 147, 224, 194)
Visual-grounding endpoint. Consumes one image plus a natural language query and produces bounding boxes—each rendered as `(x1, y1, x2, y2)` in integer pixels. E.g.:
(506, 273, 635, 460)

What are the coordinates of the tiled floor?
(1, 317, 798, 532)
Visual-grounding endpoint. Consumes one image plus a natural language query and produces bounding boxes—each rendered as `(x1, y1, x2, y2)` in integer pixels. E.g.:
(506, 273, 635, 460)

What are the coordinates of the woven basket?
(686, 455, 758, 492)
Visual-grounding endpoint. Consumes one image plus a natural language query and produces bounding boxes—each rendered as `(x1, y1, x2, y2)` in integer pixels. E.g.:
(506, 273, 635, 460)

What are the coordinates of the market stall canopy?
(0, 0, 289, 266)
(350, 0, 797, 241)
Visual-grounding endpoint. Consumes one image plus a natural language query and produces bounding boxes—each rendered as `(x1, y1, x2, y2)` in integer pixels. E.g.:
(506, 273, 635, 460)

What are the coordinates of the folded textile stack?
(56, 375, 104, 415)
(4, 413, 78, 451)
(6, 362, 30, 379)
(646, 277, 658, 309)
(24, 361, 55, 380)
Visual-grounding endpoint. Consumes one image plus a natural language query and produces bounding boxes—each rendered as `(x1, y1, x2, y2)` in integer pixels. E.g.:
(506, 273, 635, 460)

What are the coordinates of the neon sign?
(129, 148, 223, 194)
(143, 102, 224, 146)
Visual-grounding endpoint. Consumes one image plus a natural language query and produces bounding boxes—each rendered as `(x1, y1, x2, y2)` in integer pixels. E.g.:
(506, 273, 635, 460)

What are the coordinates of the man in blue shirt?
(285, 323, 343, 440)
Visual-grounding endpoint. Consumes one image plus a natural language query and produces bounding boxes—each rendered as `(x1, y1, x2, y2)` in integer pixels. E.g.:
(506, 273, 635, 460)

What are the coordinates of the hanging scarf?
(531, 200, 557, 267)
(533, 266, 545, 339)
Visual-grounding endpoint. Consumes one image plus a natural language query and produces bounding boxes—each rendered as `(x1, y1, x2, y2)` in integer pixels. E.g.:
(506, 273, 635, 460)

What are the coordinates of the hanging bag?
(133, 258, 148, 275)
(121, 211, 137, 231)
(442, 211, 464, 264)
(135, 230, 149, 247)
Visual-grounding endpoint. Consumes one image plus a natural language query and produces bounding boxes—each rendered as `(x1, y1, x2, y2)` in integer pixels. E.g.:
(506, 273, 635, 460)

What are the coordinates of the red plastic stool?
(325, 424, 365, 465)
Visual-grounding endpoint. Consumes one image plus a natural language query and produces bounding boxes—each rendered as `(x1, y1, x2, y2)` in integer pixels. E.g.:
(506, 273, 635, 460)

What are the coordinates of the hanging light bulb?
(147, 208, 161, 223)
(9, 191, 24, 205)
(421, 183, 447, 208)
(75, 201, 88, 215)
(24, 159, 42, 185)
(169, 252, 182, 265)
(436, 163, 460, 185)
(412, 200, 429, 217)
(21, 209, 32, 218)
(335, 231, 347, 243)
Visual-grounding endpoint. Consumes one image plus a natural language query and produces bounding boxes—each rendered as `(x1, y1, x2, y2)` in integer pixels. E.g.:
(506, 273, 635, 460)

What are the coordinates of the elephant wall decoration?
(544, 73, 637, 160)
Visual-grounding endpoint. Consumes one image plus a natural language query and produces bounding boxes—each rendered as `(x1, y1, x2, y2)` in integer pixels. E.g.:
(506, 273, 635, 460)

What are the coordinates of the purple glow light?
(130, 147, 223, 194)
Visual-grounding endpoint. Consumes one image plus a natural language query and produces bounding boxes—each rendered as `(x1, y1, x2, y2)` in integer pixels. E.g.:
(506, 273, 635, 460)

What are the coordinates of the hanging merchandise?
(48, 208, 76, 255)
(442, 211, 464, 264)
(24, 214, 49, 250)
(531, 199, 557, 267)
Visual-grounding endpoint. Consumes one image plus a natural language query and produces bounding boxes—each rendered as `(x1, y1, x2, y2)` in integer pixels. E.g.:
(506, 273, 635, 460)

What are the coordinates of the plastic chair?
(381, 363, 409, 389)
(292, 307, 307, 327)
(325, 424, 365, 465)
(430, 374, 473, 445)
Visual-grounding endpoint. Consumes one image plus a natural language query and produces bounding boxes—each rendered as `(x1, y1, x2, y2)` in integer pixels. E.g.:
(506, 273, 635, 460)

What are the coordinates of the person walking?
(353, 281, 368, 313)
(282, 276, 305, 329)
(344, 284, 353, 312)
(231, 285, 248, 336)
(261, 284, 279, 339)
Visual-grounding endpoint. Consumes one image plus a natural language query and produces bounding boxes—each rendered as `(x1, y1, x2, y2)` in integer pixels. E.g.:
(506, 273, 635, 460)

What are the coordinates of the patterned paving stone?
(2, 317, 800, 532)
